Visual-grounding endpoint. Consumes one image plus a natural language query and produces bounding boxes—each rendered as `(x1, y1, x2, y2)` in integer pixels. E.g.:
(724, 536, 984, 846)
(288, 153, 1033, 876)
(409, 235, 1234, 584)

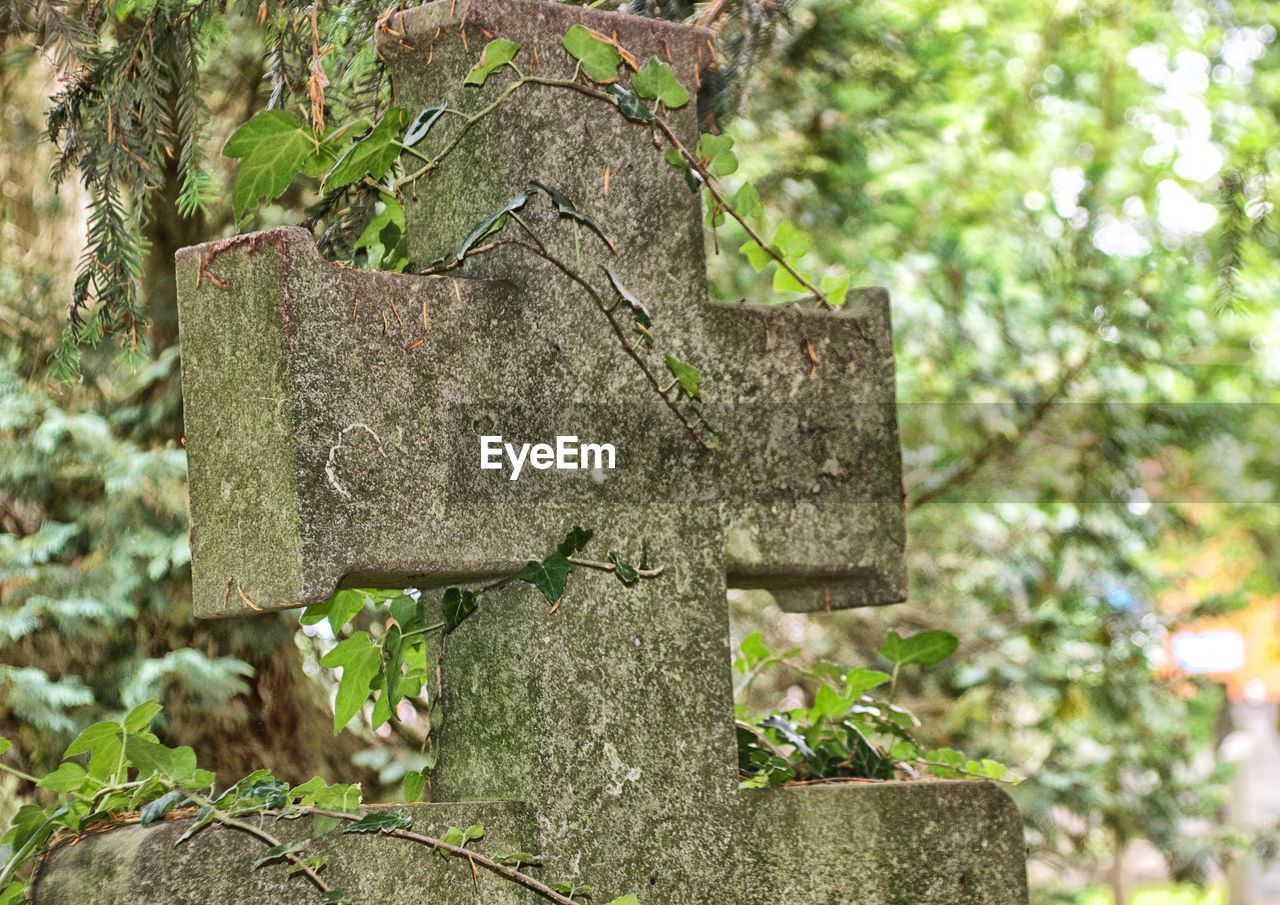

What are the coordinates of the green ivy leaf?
(844, 667, 891, 698)
(222, 109, 301, 161)
(773, 265, 810, 294)
(604, 267, 653, 330)
(889, 740, 919, 762)
(735, 632, 771, 672)
(299, 134, 343, 179)
(403, 104, 449, 147)
(923, 746, 967, 779)
(292, 777, 362, 818)
(807, 683, 846, 722)
(36, 762, 87, 794)
(343, 809, 413, 834)
(971, 758, 1009, 780)
(632, 58, 689, 108)
(878, 630, 959, 668)
(140, 790, 187, 827)
(663, 355, 701, 399)
(380, 625, 405, 721)
(518, 553, 573, 604)
(772, 220, 810, 259)
(321, 891, 352, 904)
(663, 146, 699, 189)
(738, 239, 771, 272)
(557, 526, 594, 558)
(465, 39, 520, 86)
(820, 273, 851, 306)
(705, 198, 726, 229)
(442, 588, 479, 633)
(177, 806, 216, 843)
(402, 769, 428, 802)
(324, 107, 409, 190)
(929, 747, 966, 767)
(564, 25, 622, 83)
(530, 181, 615, 251)
(123, 700, 163, 734)
(437, 823, 484, 848)
(606, 84, 653, 122)
(608, 551, 639, 586)
(64, 721, 123, 781)
(327, 589, 368, 633)
(124, 736, 198, 783)
(301, 602, 331, 626)
(845, 724, 895, 779)
(605, 898, 640, 905)
(741, 221, 814, 292)
(320, 632, 382, 733)
(732, 182, 764, 219)
(354, 195, 407, 272)
(254, 841, 307, 869)
(390, 594, 425, 635)
(3, 804, 54, 853)
(224, 110, 322, 219)
(0, 739, 10, 757)
(456, 191, 530, 261)
(697, 133, 738, 177)
(370, 694, 391, 738)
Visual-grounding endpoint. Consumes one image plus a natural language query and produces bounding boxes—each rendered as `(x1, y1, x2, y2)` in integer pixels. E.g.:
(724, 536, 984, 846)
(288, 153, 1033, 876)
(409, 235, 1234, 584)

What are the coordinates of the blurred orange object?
(1169, 599, 1280, 703)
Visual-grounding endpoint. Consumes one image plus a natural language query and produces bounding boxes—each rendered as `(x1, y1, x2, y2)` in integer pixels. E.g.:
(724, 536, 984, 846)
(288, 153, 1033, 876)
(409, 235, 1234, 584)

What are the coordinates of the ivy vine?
(0, 699, 637, 905)
(219, 23, 855, 445)
(735, 630, 1016, 786)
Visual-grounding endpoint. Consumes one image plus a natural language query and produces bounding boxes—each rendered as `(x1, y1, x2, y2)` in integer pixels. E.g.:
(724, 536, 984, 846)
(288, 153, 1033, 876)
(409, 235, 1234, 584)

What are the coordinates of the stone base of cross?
(35, 1, 1028, 902)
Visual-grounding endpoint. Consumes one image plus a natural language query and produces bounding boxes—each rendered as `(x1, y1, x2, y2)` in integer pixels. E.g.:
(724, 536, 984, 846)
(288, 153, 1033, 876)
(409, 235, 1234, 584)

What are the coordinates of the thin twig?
(500, 239, 713, 450)
(308, 809, 577, 905)
(650, 116, 834, 309)
(394, 67, 835, 310)
(567, 556, 664, 578)
(433, 217, 714, 448)
(695, 0, 731, 29)
(394, 77, 527, 188)
(213, 812, 333, 895)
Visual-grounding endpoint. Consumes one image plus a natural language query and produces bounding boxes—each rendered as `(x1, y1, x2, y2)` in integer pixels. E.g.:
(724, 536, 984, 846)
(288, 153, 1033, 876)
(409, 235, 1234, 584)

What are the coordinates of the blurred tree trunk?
(144, 155, 202, 357)
(1110, 826, 1129, 905)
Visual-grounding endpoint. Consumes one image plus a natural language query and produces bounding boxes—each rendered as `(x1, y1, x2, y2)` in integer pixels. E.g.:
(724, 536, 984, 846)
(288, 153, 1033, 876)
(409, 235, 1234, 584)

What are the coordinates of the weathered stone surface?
(176, 227, 903, 619)
(737, 783, 1029, 904)
(32, 786, 1027, 904)
(33, 2, 1030, 903)
(33, 802, 536, 904)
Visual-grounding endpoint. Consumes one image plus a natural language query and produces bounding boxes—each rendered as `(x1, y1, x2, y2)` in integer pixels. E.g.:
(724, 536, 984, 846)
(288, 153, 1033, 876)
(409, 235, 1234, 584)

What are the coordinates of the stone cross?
(36, 2, 1028, 902)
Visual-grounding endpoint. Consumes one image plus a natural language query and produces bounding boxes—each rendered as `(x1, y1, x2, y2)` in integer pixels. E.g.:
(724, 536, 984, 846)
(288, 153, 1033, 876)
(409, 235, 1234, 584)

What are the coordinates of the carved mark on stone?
(325, 423, 385, 501)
